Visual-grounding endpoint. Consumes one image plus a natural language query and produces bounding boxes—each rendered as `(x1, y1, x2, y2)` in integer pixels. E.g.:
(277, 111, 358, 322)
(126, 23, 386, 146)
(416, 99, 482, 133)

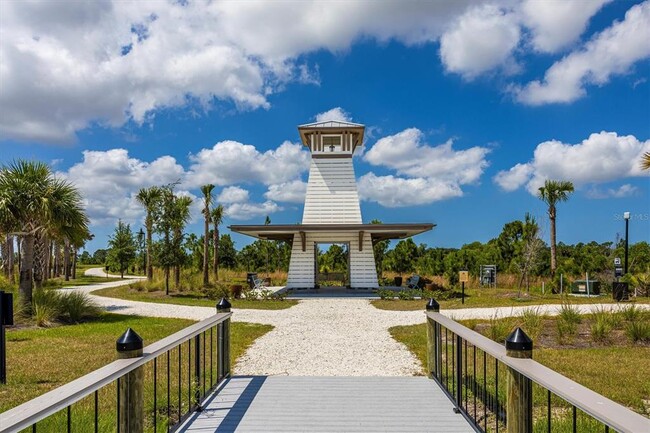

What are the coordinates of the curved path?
(63, 268, 648, 376)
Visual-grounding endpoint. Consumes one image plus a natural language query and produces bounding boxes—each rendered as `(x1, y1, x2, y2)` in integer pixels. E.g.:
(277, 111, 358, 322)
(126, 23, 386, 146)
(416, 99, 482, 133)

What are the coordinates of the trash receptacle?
(613, 282, 628, 301)
(246, 272, 258, 289)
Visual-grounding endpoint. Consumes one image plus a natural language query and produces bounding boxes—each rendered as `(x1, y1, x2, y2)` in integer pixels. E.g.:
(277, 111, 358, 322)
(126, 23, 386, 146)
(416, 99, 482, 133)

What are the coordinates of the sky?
(0, 0, 649, 254)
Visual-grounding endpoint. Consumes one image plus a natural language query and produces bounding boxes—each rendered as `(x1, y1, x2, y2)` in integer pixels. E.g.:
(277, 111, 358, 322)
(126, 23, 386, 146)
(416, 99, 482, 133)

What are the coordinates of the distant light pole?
(624, 212, 630, 275)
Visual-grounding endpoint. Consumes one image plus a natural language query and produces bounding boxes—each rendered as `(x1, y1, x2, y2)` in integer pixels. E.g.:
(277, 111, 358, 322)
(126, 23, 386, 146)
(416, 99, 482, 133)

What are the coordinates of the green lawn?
(94, 284, 298, 310)
(0, 314, 272, 413)
(372, 287, 650, 311)
(390, 317, 650, 415)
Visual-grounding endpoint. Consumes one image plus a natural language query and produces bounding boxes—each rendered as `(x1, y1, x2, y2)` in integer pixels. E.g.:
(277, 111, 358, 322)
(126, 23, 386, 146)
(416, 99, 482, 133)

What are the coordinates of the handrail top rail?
(0, 312, 231, 433)
(426, 311, 650, 433)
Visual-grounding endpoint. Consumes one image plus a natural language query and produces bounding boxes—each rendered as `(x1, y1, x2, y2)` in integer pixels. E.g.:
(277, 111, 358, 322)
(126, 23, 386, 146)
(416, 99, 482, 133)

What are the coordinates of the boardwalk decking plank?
(179, 376, 474, 432)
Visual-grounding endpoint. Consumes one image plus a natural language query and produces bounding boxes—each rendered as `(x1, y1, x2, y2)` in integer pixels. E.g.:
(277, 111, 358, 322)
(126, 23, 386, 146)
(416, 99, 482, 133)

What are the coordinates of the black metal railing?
(425, 301, 649, 433)
(0, 300, 232, 433)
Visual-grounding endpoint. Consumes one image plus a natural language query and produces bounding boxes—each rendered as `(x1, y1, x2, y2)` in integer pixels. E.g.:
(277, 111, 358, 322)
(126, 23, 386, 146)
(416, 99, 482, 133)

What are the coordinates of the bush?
(486, 313, 514, 343)
(397, 289, 420, 300)
(556, 319, 577, 344)
(31, 289, 100, 326)
(519, 307, 543, 340)
(590, 315, 612, 342)
(377, 289, 395, 300)
(625, 321, 650, 343)
(619, 305, 642, 322)
(558, 302, 582, 325)
(59, 291, 101, 323)
(203, 283, 230, 300)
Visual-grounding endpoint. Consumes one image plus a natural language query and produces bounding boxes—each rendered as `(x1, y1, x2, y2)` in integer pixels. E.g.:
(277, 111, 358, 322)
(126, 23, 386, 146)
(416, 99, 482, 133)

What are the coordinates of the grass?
(371, 285, 650, 311)
(0, 314, 272, 413)
(94, 284, 298, 310)
(390, 311, 650, 415)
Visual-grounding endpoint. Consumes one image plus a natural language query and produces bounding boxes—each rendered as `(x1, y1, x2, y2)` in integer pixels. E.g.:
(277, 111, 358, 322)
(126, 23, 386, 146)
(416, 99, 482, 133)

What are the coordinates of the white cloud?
(358, 173, 462, 207)
(514, 1, 650, 105)
(60, 148, 185, 225)
(521, 0, 611, 53)
(494, 131, 650, 194)
(315, 107, 352, 123)
(184, 140, 310, 188)
(493, 163, 534, 192)
(0, 1, 478, 143)
(359, 128, 490, 207)
(224, 200, 281, 221)
(586, 184, 639, 199)
(364, 128, 490, 183)
(264, 180, 307, 203)
(217, 186, 249, 203)
(439, 4, 521, 79)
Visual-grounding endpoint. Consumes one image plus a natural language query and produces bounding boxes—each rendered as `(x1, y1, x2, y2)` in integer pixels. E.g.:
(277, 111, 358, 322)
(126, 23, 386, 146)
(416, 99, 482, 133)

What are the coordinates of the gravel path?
(68, 269, 649, 377)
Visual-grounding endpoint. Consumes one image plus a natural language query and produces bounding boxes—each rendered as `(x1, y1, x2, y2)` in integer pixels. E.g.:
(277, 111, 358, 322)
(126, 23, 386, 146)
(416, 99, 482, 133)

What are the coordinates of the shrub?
(558, 302, 582, 325)
(556, 319, 577, 344)
(397, 289, 420, 300)
(32, 289, 100, 326)
(625, 321, 650, 343)
(486, 314, 514, 343)
(59, 291, 101, 323)
(619, 305, 642, 322)
(590, 315, 612, 342)
(203, 283, 229, 300)
(519, 307, 543, 340)
(377, 289, 395, 300)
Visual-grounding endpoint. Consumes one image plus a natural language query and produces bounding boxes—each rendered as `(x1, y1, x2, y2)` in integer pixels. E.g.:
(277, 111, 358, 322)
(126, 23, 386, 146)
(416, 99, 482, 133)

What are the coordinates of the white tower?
(284, 121, 377, 289)
(230, 120, 434, 291)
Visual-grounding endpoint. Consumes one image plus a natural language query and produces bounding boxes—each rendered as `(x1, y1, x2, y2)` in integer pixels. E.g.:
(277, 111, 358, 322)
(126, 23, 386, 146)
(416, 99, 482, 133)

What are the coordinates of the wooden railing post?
(217, 298, 232, 379)
(116, 328, 144, 433)
(505, 328, 533, 433)
(425, 299, 440, 379)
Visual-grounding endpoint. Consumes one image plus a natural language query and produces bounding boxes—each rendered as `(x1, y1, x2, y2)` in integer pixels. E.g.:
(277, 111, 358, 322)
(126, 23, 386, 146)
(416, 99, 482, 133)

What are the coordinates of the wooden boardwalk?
(179, 376, 475, 432)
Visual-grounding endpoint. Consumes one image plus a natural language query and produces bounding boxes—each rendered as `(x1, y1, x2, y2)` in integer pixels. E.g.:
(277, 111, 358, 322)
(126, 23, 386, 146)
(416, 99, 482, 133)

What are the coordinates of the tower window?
(323, 135, 341, 150)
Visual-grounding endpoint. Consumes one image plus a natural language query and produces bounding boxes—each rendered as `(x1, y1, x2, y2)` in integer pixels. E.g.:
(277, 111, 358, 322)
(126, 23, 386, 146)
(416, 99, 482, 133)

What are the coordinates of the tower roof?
(297, 120, 365, 149)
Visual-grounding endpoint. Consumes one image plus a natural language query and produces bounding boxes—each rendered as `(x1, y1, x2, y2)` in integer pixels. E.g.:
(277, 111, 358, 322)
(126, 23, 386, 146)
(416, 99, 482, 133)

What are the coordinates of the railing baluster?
(94, 390, 98, 433)
(210, 326, 213, 387)
(495, 359, 499, 433)
(455, 334, 462, 408)
(67, 405, 71, 433)
(167, 351, 171, 433)
(463, 340, 468, 411)
(116, 377, 120, 433)
(178, 345, 181, 424)
(483, 350, 487, 433)
(186, 338, 189, 412)
(547, 389, 551, 433)
(573, 405, 577, 433)
(473, 344, 476, 424)
(194, 333, 201, 409)
(154, 357, 157, 432)
(203, 331, 206, 395)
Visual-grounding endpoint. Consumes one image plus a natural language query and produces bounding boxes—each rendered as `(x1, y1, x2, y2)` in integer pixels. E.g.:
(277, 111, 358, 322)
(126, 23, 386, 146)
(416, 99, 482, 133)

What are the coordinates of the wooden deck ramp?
(179, 376, 475, 433)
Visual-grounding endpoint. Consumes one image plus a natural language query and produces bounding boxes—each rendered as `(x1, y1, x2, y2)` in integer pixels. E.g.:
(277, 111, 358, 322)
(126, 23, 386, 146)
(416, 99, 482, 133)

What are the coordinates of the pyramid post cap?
(426, 298, 440, 312)
(116, 328, 143, 352)
(217, 297, 232, 312)
(505, 327, 533, 351)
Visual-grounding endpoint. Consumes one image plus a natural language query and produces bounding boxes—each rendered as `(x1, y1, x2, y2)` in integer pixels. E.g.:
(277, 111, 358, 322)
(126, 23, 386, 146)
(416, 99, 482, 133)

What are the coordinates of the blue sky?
(1, 0, 648, 253)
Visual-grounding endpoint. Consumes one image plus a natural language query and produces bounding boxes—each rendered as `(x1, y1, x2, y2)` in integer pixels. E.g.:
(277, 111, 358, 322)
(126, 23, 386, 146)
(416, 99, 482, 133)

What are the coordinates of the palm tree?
(538, 179, 574, 277)
(172, 195, 192, 289)
(136, 186, 162, 282)
(641, 152, 650, 171)
(211, 204, 224, 281)
(200, 184, 214, 286)
(0, 160, 89, 306)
